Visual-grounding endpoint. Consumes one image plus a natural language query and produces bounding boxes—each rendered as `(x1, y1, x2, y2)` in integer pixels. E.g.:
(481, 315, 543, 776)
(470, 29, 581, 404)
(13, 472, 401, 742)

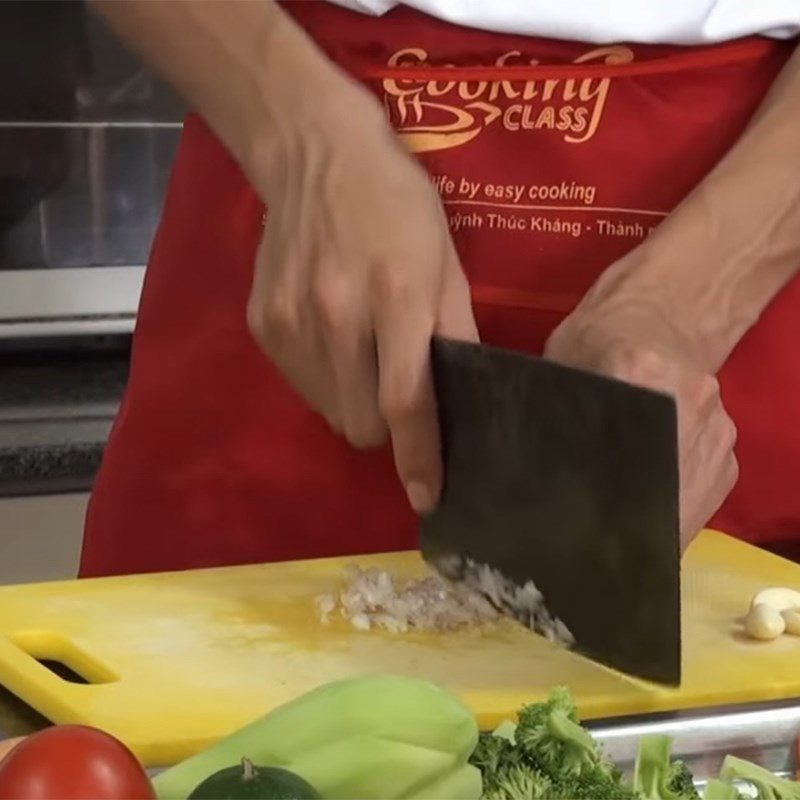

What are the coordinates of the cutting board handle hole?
(10, 632, 118, 685)
(35, 658, 90, 685)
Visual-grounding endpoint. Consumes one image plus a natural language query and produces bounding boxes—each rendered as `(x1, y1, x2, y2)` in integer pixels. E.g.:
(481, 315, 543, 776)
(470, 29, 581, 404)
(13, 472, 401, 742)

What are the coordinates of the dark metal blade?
(421, 337, 681, 685)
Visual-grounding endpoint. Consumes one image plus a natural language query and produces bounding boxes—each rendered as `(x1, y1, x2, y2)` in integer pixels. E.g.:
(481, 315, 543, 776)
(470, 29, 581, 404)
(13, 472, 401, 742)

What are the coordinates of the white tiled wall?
(0, 493, 88, 584)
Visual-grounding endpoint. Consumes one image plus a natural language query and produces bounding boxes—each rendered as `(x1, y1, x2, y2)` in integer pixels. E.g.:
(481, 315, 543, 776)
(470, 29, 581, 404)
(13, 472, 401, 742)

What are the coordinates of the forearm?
(90, 0, 382, 198)
(584, 43, 800, 373)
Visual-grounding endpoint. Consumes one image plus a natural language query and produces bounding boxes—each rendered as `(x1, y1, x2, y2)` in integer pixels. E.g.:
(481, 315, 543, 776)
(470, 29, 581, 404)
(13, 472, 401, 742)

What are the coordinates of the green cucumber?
(188, 759, 321, 800)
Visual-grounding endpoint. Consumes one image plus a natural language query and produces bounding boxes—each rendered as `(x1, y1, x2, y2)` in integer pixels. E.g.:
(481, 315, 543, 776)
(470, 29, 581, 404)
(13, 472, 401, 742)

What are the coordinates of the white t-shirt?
(327, 0, 800, 44)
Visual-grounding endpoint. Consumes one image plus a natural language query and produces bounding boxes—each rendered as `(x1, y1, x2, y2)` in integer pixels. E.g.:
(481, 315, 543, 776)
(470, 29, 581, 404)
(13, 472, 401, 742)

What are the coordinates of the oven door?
(0, 2, 184, 339)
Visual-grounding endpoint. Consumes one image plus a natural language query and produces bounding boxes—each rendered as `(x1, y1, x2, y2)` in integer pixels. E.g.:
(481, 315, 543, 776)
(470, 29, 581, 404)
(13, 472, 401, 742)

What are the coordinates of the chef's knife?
(420, 337, 681, 685)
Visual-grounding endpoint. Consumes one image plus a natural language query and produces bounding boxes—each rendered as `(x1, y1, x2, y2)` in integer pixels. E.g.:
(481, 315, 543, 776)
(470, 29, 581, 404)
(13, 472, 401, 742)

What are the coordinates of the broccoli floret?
(515, 689, 619, 783)
(482, 765, 553, 800)
(552, 764, 641, 800)
(670, 762, 701, 800)
(634, 734, 700, 800)
(471, 731, 552, 798)
(516, 686, 579, 732)
(472, 688, 657, 800)
(508, 688, 635, 799)
(516, 707, 597, 776)
(471, 732, 523, 781)
(719, 755, 800, 800)
(472, 688, 799, 800)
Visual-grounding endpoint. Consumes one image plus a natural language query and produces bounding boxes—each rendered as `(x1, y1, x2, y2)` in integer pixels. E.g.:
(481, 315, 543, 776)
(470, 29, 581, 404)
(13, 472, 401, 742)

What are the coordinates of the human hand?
(246, 81, 478, 515)
(545, 299, 738, 552)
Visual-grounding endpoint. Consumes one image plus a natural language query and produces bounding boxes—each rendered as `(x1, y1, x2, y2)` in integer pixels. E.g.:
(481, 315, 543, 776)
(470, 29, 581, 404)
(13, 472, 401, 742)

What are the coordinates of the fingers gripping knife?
(420, 338, 682, 685)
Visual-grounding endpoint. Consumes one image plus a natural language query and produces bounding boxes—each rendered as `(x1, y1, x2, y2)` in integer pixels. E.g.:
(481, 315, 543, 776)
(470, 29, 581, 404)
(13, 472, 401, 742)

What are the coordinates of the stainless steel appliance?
(0, 2, 185, 339)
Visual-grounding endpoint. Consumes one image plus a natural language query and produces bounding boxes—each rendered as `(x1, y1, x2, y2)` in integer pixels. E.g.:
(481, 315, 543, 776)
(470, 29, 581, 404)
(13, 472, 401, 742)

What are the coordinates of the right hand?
(545, 302, 738, 551)
(246, 82, 478, 515)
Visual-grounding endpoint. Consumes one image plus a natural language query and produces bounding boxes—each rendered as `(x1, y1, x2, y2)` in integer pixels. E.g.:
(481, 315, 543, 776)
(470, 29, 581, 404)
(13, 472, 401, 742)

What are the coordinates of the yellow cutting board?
(0, 530, 798, 767)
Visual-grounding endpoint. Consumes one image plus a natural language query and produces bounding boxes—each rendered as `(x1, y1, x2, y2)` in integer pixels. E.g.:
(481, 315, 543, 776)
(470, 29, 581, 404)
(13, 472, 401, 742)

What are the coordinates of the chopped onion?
(316, 565, 500, 633)
(315, 560, 573, 647)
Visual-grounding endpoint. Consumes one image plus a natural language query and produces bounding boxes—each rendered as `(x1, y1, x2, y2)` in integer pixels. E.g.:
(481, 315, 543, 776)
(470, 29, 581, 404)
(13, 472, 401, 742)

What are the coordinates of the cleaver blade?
(420, 337, 681, 685)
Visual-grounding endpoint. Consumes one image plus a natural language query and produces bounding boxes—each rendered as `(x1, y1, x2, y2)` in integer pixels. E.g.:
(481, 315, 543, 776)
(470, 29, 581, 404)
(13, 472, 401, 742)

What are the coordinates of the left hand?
(544, 297, 738, 552)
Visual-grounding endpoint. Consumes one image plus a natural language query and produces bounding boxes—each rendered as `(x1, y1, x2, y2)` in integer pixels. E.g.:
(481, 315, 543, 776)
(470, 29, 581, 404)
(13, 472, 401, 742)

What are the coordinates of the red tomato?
(0, 725, 155, 800)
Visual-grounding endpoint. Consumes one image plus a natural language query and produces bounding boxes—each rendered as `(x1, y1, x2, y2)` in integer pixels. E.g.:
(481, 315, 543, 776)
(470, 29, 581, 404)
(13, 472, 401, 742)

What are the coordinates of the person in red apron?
(82, 1, 800, 577)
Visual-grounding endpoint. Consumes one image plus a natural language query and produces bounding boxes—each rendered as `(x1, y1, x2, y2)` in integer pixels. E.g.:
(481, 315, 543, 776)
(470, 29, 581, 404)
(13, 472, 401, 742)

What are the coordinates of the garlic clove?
(745, 603, 786, 640)
(750, 587, 800, 613)
(781, 607, 800, 636)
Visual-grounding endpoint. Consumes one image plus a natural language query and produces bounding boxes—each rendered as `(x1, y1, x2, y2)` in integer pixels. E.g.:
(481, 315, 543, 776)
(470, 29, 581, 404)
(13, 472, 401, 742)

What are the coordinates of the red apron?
(80, 3, 799, 577)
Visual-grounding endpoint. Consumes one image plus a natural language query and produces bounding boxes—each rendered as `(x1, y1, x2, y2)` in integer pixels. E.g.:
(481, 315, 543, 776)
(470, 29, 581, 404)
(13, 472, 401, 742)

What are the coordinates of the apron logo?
(382, 46, 633, 152)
